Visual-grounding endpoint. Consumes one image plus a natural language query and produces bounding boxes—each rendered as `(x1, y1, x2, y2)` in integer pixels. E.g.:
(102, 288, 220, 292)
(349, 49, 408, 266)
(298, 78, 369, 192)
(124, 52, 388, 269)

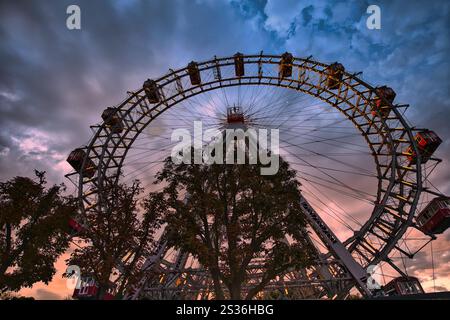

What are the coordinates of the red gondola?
(73, 276, 115, 300)
(416, 197, 450, 234)
(383, 276, 424, 296)
(279, 52, 293, 78)
(371, 86, 396, 117)
(187, 61, 201, 85)
(227, 106, 244, 124)
(101, 107, 124, 134)
(67, 148, 96, 178)
(234, 52, 245, 77)
(68, 217, 84, 234)
(325, 62, 344, 90)
(406, 130, 442, 164)
(143, 79, 161, 103)
(72, 276, 97, 299)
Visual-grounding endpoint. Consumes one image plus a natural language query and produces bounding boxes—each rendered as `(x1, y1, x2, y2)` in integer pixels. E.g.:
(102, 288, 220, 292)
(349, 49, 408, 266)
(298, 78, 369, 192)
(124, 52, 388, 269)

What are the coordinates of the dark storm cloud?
(278, 0, 450, 192)
(2, 0, 446, 184)
(0, 0, 276, 182)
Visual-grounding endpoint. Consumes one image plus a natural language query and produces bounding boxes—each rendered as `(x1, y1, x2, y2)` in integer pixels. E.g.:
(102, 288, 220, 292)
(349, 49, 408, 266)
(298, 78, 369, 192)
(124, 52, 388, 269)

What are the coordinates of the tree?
(145, 154, 317, 300)
(0, 291, 35, 300)
(67, 181, 161, 299)
(0, 171, 74, 293)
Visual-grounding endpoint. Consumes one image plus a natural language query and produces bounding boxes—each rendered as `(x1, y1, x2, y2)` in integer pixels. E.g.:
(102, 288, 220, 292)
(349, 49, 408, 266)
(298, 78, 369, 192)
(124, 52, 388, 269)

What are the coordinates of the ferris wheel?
(65, 52, 448, 299)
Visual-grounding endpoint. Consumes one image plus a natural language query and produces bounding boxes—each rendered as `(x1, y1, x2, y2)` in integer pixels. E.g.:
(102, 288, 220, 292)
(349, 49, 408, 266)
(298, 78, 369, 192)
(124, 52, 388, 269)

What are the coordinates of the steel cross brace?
(299, 195, 372, 297)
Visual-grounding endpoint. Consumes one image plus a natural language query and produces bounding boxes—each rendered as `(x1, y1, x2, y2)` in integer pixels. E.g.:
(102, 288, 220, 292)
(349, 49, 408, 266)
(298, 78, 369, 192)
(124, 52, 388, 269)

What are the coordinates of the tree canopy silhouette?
(67, 181, 161, 299)
(0, 171, 74, 293)
(146, 155, 317, 299)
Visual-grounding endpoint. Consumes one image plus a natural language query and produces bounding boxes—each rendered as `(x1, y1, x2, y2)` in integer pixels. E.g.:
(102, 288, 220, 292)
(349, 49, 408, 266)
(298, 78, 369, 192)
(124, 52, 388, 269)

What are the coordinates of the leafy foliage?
(146, 154, 317, 299)
(0, 171, 74, 293)
(67, 181, 161, 299)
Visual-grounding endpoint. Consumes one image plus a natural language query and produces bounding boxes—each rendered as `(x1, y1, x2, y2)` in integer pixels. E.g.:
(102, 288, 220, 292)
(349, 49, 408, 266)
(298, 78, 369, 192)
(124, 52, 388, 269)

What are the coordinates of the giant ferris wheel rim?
(72, 53, 423, 270)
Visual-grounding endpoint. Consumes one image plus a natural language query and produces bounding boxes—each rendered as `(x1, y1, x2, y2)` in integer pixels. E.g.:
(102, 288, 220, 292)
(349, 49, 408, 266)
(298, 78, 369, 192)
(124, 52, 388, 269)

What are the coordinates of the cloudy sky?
(1, 0, 449, 299)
